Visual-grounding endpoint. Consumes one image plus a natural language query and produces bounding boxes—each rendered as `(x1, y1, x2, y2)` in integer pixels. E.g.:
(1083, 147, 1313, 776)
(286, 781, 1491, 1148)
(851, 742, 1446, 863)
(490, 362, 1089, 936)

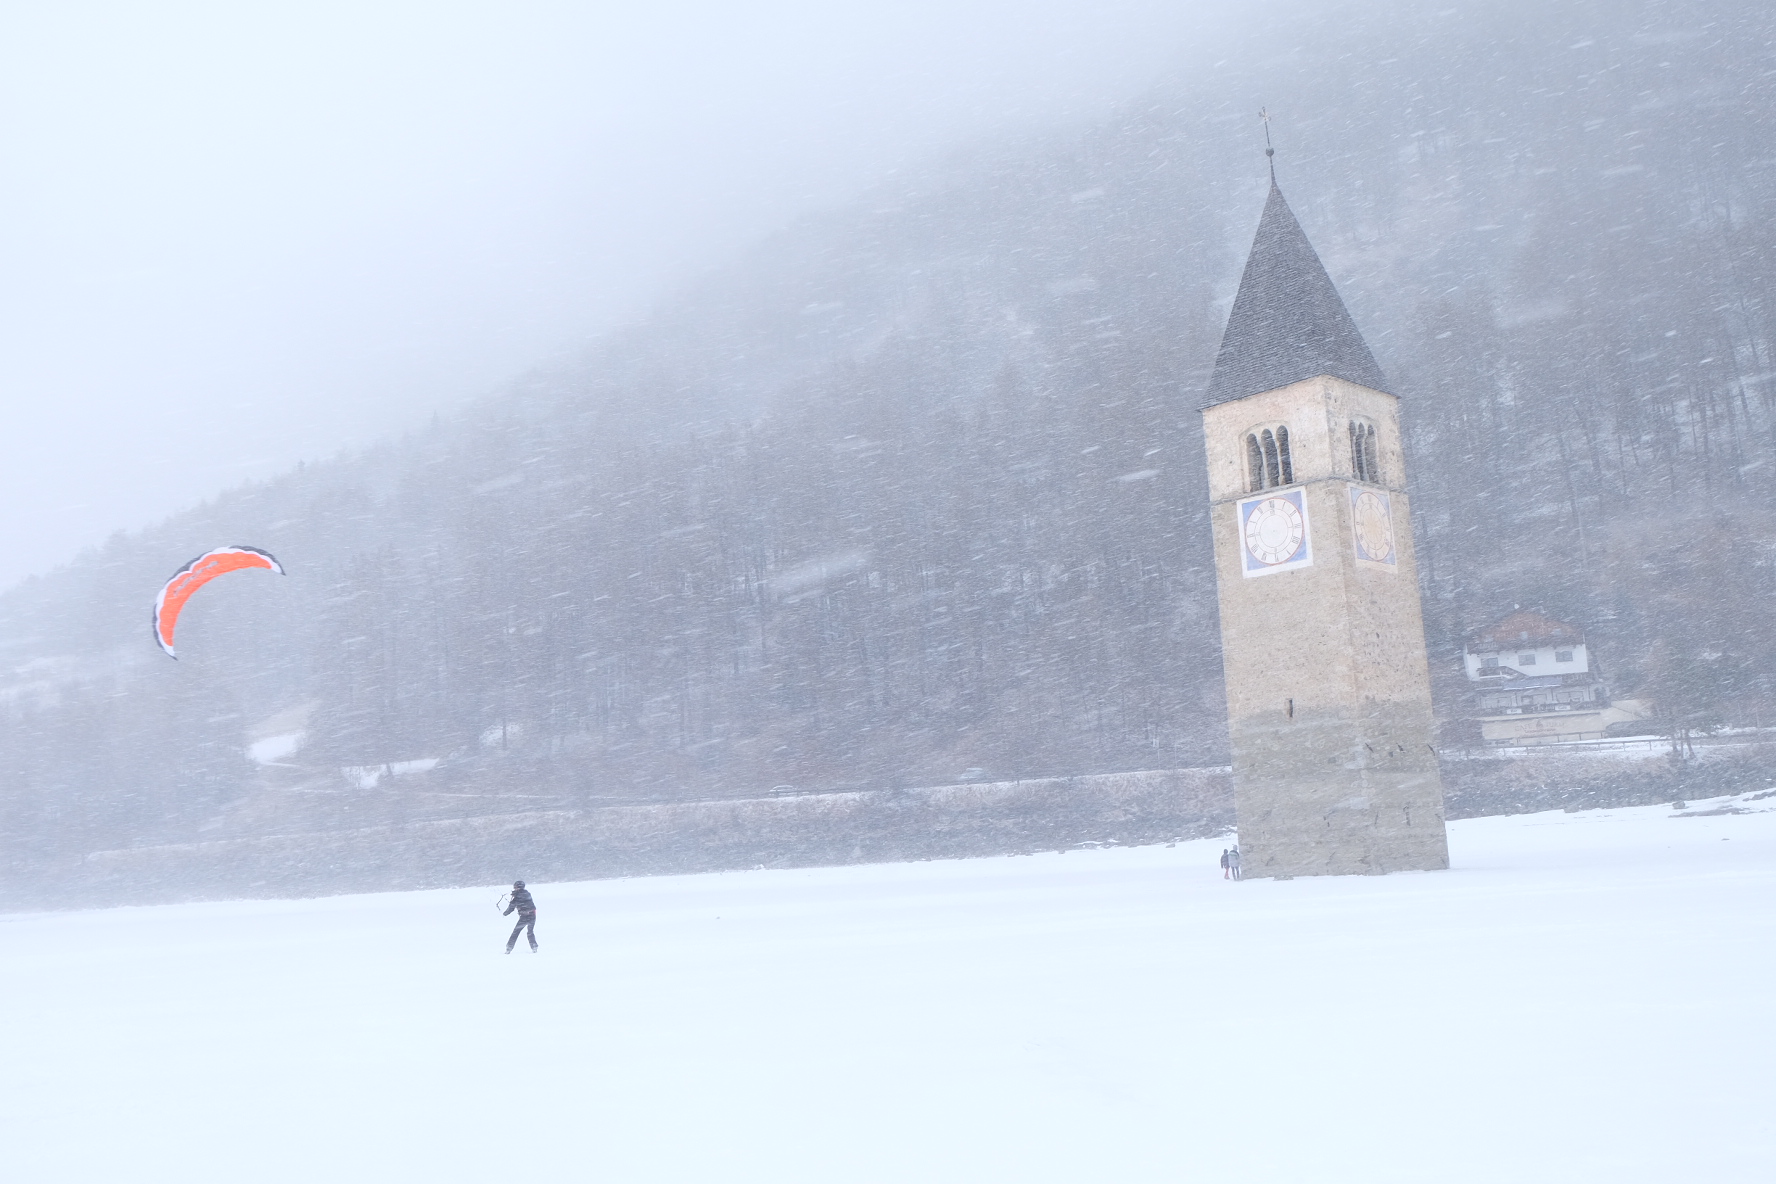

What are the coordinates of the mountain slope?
(4, 0, 1775, 891)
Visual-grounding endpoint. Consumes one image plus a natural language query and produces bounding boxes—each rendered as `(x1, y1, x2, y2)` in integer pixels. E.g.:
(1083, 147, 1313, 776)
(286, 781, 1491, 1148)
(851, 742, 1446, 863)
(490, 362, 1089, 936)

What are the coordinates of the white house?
(1462, 611, 1650, 744)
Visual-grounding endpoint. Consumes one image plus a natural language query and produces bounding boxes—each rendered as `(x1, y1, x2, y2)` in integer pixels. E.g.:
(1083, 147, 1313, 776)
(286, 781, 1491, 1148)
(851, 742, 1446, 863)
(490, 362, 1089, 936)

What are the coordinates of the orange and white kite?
(152, 546, 285, 658)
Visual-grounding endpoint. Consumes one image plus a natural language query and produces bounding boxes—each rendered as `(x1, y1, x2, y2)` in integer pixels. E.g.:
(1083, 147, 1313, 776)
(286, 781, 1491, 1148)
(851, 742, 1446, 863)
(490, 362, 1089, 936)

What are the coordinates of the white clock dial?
(1350, 489, 1396, 564)
(1244, 497, 1306, 565)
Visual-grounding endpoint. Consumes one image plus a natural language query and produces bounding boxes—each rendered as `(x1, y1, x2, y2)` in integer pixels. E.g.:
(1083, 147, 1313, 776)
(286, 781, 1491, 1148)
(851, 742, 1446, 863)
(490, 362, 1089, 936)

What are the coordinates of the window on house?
(1245, 425, 1295, 491)
(1556, 650, 1574, 663)
(1481, 656, 1499, 668)
(1349, 419, 1380, 483)
(1518, 653, 1536, 665)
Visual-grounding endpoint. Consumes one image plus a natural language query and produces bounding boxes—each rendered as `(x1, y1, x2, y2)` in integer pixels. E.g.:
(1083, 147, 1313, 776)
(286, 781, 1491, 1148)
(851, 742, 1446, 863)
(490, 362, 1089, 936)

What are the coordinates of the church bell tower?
(1201, 174, 1449, 878)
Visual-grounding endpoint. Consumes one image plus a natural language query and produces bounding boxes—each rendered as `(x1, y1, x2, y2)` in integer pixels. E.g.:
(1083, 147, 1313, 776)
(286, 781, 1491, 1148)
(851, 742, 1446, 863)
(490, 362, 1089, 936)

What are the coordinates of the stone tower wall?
(1203, 375, 1449, 877)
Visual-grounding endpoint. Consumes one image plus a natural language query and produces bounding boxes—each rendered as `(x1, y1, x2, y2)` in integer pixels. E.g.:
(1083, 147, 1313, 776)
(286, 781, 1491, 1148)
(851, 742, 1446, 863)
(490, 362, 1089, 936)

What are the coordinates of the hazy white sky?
(0, 1, 1233, 590)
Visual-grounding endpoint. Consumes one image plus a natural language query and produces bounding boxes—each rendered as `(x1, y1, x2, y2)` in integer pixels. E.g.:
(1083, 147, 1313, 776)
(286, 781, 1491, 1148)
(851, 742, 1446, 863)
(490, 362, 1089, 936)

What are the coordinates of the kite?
(152, 546, 285, 658)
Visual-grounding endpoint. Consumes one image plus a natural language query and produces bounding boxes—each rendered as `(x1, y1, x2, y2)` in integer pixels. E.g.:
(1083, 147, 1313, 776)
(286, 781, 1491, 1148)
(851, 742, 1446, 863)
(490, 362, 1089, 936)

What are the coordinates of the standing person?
(503, 880, 538, 953)
(1220, 848, 1231, 879)
(1228, 847, 1242, 881)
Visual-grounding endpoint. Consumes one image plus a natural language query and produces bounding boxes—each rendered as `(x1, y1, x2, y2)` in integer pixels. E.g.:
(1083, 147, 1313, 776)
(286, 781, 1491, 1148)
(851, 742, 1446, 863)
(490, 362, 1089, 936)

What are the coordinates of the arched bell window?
(1348, 419, 1380, 484)
(1244, 425, 1294, 492)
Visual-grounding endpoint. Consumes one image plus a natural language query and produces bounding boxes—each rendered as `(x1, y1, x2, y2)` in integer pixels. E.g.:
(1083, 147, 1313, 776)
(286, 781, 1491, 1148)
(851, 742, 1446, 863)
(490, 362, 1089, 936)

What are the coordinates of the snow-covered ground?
(4, 798, 1773, 1183)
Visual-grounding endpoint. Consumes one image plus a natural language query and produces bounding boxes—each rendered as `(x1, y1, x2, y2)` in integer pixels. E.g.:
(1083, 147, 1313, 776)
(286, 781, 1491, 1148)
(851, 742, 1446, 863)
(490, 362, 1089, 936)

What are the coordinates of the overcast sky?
(0, 1, 1248, 591)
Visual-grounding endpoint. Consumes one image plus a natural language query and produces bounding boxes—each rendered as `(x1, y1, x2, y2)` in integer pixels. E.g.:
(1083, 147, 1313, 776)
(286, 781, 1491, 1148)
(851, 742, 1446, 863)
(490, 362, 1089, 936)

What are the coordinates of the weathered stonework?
(1203, 375, 1449, 877)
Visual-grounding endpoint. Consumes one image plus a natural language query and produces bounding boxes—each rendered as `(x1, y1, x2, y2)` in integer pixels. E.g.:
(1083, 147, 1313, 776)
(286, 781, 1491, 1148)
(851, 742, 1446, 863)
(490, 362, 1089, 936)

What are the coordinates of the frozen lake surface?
(5, 797, 1773, 1182)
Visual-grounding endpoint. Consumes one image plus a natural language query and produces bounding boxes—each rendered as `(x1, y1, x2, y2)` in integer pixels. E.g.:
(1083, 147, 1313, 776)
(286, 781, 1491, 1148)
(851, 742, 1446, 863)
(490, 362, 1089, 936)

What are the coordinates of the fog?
(8, 0, 1775, 908)
(0, 0, 1221, 590)
(5, 9, 1774, 1175)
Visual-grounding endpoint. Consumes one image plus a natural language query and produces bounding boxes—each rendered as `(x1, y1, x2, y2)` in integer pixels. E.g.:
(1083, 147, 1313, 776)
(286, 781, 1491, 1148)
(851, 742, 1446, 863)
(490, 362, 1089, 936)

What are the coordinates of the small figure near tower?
(1200, 127, 1449, 878)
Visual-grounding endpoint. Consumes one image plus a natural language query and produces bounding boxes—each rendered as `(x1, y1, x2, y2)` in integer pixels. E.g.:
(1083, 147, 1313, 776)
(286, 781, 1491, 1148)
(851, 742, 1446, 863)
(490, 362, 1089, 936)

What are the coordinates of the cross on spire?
(1259, 107, 1276, 181)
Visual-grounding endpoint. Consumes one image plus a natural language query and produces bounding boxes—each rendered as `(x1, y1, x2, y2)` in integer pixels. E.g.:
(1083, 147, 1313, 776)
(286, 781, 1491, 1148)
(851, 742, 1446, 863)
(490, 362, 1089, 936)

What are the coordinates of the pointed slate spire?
(1204, 181, 1389, 406)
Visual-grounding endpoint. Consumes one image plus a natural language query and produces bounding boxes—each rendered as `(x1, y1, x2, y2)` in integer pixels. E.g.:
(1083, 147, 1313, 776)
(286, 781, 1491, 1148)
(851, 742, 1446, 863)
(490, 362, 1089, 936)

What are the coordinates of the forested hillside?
(4, 0, 1774, 882)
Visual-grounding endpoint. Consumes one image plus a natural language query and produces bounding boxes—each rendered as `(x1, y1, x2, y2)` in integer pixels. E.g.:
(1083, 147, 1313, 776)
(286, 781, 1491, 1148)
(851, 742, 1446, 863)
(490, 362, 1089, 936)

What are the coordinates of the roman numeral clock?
(1239, 488, 1311, 574)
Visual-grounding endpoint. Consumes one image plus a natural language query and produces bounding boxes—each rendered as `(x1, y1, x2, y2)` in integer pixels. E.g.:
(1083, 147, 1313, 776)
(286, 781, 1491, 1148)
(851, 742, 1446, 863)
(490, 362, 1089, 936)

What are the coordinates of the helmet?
(513, 880, 525, 889)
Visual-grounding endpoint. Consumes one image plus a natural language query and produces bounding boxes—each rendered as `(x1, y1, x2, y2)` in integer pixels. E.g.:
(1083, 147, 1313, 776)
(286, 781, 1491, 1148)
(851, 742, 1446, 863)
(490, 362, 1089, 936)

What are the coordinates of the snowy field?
(4, 798, 1773, 1183)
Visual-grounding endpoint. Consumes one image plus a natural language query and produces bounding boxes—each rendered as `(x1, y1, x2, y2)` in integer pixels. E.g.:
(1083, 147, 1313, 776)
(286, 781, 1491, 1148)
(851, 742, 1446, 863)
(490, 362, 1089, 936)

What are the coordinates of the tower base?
(1235, 772, 1449, 877)
(1230, 705, 1450, 878)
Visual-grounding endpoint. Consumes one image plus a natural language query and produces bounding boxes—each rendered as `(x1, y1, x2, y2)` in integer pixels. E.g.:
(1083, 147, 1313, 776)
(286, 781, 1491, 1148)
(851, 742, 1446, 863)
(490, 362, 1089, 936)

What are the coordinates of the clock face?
(1245, 498, 1304, 563)
(1348, 485, 1397, 568)
(1239, 489, 1312, 576)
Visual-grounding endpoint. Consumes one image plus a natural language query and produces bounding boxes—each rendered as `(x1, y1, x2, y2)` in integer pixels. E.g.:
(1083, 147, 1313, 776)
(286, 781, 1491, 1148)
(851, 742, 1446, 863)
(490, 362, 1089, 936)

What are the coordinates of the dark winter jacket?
(504, 887, 536, 917)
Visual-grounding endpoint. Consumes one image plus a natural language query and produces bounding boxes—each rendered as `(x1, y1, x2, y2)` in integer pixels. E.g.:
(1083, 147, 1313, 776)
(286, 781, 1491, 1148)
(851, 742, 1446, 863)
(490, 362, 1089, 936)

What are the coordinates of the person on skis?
(503, 880, 538, 953)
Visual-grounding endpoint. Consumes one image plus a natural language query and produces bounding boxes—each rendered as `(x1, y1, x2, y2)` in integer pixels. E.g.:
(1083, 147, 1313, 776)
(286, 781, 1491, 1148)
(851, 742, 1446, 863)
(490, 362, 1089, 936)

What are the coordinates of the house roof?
(1469, 611, 1585, 650)
(1203, 180, 1390, 407)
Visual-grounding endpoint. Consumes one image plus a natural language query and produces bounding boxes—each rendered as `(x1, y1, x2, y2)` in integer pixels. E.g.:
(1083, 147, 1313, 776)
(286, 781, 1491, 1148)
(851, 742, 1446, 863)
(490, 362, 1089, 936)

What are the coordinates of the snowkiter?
(504, 880, 538, 953)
